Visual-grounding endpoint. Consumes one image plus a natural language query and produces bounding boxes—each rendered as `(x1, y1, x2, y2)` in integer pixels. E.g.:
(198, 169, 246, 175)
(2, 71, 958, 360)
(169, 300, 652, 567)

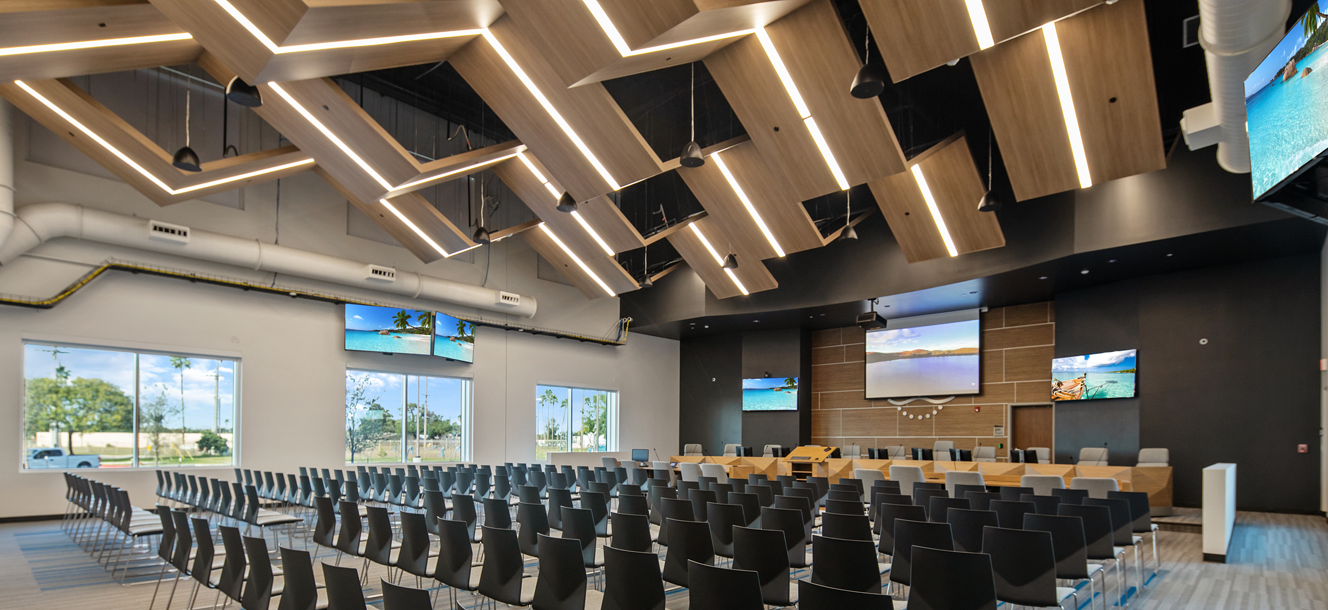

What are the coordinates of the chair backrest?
(928, 496, 971, 522)
(687, 561, 764, 610)
(601, 456, 621, 470)
(533, 535, 588, 610)
(275, 547, 319, 610)
(451, 494, 479, 541)
(890, 519, 954, 587)
(906, 547, 999, 610)
(888, 465, 926, 497)
(913, 488, 949, 512)
(617, 493, 649, 517)
(662, 518, 715, 588)
(759, 506, 809, 568)
(1052, 488, 1090, 505)
(683, 444, 704, 456)
(363, 506, 396, 567)
(842, 445, 862, 459)
(1027, 447, 1051, 463)
(189, 517, 220, 587)
(999, 486, 1034, 501)
(1084, 497, 1135, 546)
(1057, 504, 1116, 560)
(396, 512, 433, 578)
(810, 534, 880, 593)
(732, 525, 792, 606)
(479, 526, 528, 606)
(727, 492, 761, 528)
(679, 462, 703, 482)
(974, 446, 997, 462)
(559, 507, 599, 569)
(946, 507, 999, 553)
(943, 471, 985, 497)
(723, 444, 741, 457)
(1137, 448, 1169, 466)
(380, 579, 432, 610)
(762, 444, 781, 458)
(821, 512, 872, 541)
(853, 469, 885, 487)
(933, 440, 956, 453)
(825, 498, 864, 516)
(989, 499, 1036, 529)
(216, 526, 247, 603)
(876, 502, 927, 555)
(610, 511, 654, 552)
(482, 497, 511, 529)
(797, 580, 895, 610)
(774, 494, 814, 533)
(241, 535, 278, 610)
(1069, 477, 1120, 499)
(1078, 447, 1109, 466)
(601, 545, 666, 610)
(689, 489, 718, 523)
(1020, 493, 1063, 515)
(322, 563, 368, 610)
(1025, 513, 1093, 580)
(699, 463, 728, 480)
(433, 519, 477, 592)
(167, 510, 192, 573)
(578, 490, 610, 535)
(982, 526, 1061, 607)
(1108, 490, 1154, 533)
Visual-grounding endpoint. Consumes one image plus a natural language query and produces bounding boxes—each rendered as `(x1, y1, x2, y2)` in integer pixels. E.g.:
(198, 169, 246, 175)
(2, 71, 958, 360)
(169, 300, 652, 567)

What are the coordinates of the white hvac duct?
(0, 202, 538, 317)
(1189, 0, 1290, 173)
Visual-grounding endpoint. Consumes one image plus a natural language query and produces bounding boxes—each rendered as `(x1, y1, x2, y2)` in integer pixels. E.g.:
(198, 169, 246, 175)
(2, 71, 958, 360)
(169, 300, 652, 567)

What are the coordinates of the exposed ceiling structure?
(0, 0, 1173, 303)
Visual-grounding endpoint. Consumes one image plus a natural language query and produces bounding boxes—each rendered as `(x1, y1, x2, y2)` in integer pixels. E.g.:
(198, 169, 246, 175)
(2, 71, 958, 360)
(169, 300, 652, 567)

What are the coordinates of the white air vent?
(497, 291, 521, 306)
(147, 220, 190, 244)
(365, 264, 397, 282)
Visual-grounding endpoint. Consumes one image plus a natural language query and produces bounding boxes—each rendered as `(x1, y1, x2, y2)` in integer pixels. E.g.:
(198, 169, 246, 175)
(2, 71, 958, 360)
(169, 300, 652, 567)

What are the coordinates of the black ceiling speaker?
(722, 253, 738, 269)
(838, 188, 858, 242)
(557, 192, 578, 213)
(640, 274, 653, 288)
(472, 225, 491, 244)
(225, 76, 262, 108)
(681, 62, 706, 168)
(850, 29, 886, 99)
(171, 146, 201, 172)
(977, 127, 1002, 212)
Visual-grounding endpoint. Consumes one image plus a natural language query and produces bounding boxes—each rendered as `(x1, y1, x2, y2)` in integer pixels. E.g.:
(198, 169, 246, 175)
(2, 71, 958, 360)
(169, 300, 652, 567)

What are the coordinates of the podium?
(781, 446, 835, 481)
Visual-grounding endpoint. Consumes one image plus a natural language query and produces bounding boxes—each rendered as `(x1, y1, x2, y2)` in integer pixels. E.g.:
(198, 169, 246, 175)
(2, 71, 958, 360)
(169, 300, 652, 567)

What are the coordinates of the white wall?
(0, 111, 679, 519)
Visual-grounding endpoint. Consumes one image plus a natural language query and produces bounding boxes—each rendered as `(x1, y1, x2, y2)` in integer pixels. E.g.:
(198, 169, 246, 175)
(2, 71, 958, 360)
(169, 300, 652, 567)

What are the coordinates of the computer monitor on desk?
(631, 449, 649, 466)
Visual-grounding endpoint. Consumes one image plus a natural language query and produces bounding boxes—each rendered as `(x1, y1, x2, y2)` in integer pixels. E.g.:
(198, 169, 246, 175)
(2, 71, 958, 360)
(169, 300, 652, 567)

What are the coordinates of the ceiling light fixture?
(640, 245, 653, 288)
(722, 253, 739, 269)
(390, 152, 521, 194)
(517, 152, 615, 255)
(756, 26, 850, 191)
(0, 33, 194, 57)
(1042, 22, 1092, 189)
(225, 76, 262, 107)
(964, 0, 996, 50)
(212, 0, 480, 54)
(572, 211, 615, 255)
(268, 82, 394, 192)
(680, 62, 705, 168)
(689, 223, 749, 295)
(839, 188, 858, 242)
(581, 0, 752, 57)
(540, 224, 616, 297)
(174, 159, 314, 195)
(172, 85, 201, 172)
(977, 127, 1002, 212)
(850, 28, 885, 99)
(379, 199, 453, 258)
(911, 164, 959, 257)
(711, 152, 784, 257)
(557, 192, 579, 213)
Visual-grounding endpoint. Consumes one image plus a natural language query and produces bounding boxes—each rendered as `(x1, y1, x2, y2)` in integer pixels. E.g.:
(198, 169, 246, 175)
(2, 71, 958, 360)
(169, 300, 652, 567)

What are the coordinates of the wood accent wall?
(810, 302, 1054, 458)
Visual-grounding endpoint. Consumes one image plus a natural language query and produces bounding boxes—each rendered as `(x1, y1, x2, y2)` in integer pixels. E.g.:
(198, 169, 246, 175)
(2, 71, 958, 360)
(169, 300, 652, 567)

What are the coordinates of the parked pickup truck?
(26, 448, 99, 469)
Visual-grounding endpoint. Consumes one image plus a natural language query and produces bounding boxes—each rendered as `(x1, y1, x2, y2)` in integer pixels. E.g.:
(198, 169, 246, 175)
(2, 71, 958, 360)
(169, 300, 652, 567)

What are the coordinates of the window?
(22, 342, 239, 469)
(345, 369, 472, 463)
(535, 385, 618, 460)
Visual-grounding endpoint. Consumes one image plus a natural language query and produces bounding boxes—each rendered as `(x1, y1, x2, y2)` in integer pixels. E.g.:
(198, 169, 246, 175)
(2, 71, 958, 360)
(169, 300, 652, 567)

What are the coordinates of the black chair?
(215, 526, 248, 608)
(333, 500, 363, 562)
(710, 483, 734, 504)
(186, 517, 225, 610)
(433, 519, 481, 607)
(1060, 503, 1125, 606)
(759, 506, 808, 569)
(533, 535, 587, 610)
(381, 579, 431, 610)
(241, 535, 281, 610)
(871, 493, 914, 530)
(1026, 513, 1107, 610)
(478, 526, 534, 607)
(871, 480, 902, 495)
(323, 563, 368, 610)
(560, 507, 603, 571)
(396, 512, 434, 585)
(947, 508, 999, 554)
(547, 487, 574, 530)
(821, 512, 872, 542)
(727, 492, 762, 528)
(914, 488, 949, 511)
(676, 480, 699, 500)
(1085, 497, 1138, 592)
(362, 506, 398, 576)
(964, 491, 1004, 512)
(811, 535, 882, 593)
(662, 518, 715, 588)
(827, 489, 859, 503)
(798, 580, 895, 610)
(1020, 493, 1063, 515)
(482, 497, 511, 529)
(579, 490, 611, 538)
(774, 495, 814, 541)
(1000, 486, 1035, 501)
(989, 500, 1036, 529)
(825, 498, 864, 516)
(906, 546, 999, 610)
(889, 519, 953, 589)
(601, 545, 666, 610)
(707, 502, 745, 559)
(928, 496, 971, 522)
(617, 494, 649, 516)
(688, 561, 765, 610)
(276, 547, 321, 610)
(647, 485, 674, 526)
(1109, 490, 1159, 585)
(954, 483, 988, 499)
(911, 448, 934, 461)
(517, 485, 541, 505)
(689, 489, 718, 523)
(1052, 488, 1090, 505)
(749, 485, 775, 508)
(732, 526, 793, 607)
(451, 495, 480, 542)
(609, 512, 653, 553)
(515, 502, 550, 558)
(877, 503, 927, 557)
(983, 526, 1078, 610)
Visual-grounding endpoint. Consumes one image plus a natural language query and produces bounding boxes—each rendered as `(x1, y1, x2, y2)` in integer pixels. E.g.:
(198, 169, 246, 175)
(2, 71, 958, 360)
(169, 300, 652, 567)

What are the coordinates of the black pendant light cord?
(690, 62, 696, 144)
(184, 87, 191, 149)
(987, 126, 994, 190)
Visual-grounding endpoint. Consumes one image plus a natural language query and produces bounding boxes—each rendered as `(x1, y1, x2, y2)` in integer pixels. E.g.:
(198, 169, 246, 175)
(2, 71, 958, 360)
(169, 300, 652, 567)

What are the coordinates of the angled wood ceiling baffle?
(970, 0, 1163, 201)
(0, 3, 201, 81)
(499, 0, 811, 87)
(490, 152, 644, 256)
(667, 215, 779, 299)
(523, 222, 641, 299)
(148, 0, 500, 83)
(861, 0, 1100, 83)
(704, 0, 906, 203)
(867, 133, 1004, 263)
(0, 78, 313, 207)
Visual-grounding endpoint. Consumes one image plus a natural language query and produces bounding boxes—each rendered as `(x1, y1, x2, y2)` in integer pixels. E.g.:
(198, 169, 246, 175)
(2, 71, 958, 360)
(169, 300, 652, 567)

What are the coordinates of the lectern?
(781, 446, 835, 481)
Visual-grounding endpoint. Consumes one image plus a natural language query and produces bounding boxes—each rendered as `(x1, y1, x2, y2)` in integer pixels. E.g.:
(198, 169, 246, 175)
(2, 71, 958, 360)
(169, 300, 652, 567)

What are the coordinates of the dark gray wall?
(1055, 255, 1321, 512)
(679, 334, 742, 456)
(741, 329, 805, 451)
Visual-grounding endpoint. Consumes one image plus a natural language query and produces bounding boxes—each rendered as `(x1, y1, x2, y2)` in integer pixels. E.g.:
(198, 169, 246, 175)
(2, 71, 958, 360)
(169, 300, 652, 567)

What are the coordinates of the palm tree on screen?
(392, 310, 411, 331)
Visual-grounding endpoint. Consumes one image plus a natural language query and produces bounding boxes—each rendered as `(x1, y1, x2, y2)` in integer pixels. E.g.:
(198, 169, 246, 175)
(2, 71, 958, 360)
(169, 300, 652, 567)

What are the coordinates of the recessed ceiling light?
(753, 320, 760, 323)
(1039, 276, 1049, 280)
(704, 325, 710, 328)
(1166, 253, 1173, 257)
(1080, 269, 1089, 274)
(1108, 259, 1117, 263)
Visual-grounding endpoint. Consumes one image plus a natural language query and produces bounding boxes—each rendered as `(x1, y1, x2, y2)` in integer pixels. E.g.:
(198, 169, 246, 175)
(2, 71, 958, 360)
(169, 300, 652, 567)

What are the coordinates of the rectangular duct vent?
(497, 291, 521, 306)
(147, 220, 190, 244)
(365, 265, 397, 281)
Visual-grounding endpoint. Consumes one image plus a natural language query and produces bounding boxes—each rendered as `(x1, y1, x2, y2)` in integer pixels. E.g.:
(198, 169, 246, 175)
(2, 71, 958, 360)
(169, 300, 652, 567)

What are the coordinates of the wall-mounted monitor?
(433, 312, 476, 363)
(344, 304, 433, 355)
(865, 310, 981, 399)
(1051, 349, 1137, 401)
(742, 377, 799, 411)
(1246, 1, 1328, 199)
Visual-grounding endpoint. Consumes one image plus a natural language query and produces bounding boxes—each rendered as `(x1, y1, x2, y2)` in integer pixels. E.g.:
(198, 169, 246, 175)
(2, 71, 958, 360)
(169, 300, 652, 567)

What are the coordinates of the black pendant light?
(851, 28, 886, 99)
(977, 127, 1003, 212)
(839, 188, 858, 242)
(681, 63, 706, 168)
(225, 76, 262, 108)
(557, 192, 578, 213)
(172, 85, 201, 172)
(722, 252, 738, 269)
(640, 245, 653, 288)
(472, 175, 491, 243)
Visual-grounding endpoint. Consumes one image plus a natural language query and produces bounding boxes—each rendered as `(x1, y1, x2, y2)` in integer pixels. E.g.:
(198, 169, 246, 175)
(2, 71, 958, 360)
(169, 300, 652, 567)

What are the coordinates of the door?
(1010, 404, 1054, 459)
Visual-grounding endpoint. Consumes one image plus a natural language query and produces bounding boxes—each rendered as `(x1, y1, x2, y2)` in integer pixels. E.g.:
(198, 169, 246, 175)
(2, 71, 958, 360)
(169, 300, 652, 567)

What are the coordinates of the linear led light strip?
(212, 0, 480, 54)
(964, 0, 996, 50)
(268, 82, 394, 192)
(754, 27, 850, 191)
(1042, 22, 1092, 189)
(0, 33, 194, 57)
(388, 151, 523, 195)
(689, 224, 749, 296)
(581, 0, 752, 57)
(711, 152, 784, 258)
(910, 165, 958, 258)
(516, 152, 615, 256)
(14, 80, 313, 195)
(540, 224, 616, 297)
(379, 199, 477, 259)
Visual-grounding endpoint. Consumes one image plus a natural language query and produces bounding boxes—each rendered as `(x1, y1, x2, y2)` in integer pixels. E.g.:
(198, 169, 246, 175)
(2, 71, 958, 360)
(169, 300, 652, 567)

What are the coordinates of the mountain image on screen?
(742, 377, 798, 411)
(866, 319, 980, 398)
(433, 313, 476, 364)
(1050, 349, 1136, 401)
(344, 304, 432, 355)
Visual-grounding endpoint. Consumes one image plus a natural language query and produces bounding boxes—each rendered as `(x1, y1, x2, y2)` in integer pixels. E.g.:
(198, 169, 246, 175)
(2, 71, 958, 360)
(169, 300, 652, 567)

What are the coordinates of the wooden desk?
(825, 459, 1168, 506)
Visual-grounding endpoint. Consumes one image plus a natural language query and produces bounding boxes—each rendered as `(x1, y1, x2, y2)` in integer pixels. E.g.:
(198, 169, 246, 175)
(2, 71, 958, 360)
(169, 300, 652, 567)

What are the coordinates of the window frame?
(344, 367, 474, 465)
(534, 383, 620, 457)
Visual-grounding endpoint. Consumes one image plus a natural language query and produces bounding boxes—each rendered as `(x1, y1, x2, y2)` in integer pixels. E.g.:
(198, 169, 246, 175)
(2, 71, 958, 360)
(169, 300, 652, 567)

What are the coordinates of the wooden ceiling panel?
(392, 141, 526, 198)
(449, 17, 664, 202)
(492, 153, 644, 258)
(666, 215, 778, 299)
(379, 190, 478, 258)
(862, 0, 1100, 83)
(0, 4, 201, 81)
(255, 37, 478, 83)
(970, 0, 1163, 201)
(522, 225, 640, 299)
(282, 1, 500, 46)
(317, 167, 440, 263)
(149, 0, 285, 81)
(868, 134, 1004, 263)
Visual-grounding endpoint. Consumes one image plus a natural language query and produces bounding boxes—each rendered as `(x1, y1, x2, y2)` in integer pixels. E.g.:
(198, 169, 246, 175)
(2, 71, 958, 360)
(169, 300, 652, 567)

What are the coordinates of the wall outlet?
(1299, 444, 1309, 454)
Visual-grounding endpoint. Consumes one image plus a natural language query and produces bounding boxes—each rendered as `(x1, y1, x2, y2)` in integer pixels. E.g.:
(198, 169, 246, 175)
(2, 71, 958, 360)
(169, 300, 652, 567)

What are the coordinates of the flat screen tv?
(344, 304, 433, 355)
(433, 312, 476, 363)
(1051, 349, 1137, 401)
(742, 377, 799, 411)
(865, 313, 981, 399)
(1247, 1, 1328, 199)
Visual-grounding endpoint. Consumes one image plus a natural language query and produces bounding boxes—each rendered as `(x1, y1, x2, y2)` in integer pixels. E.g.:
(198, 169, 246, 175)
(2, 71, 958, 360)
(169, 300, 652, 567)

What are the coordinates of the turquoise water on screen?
(1250, 45, 1328, 198)
(433, 337, 474, 363)
(1051, 372, 1135, 400)
(345, 330, 431, 355)
(743, 388, 798, 411)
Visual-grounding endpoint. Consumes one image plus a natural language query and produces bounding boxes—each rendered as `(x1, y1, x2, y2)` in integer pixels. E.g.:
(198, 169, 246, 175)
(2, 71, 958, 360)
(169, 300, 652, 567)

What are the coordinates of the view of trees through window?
(22, 343, 238, 469)
(535, 385, 618, 460)
(345, 370, 471, 463)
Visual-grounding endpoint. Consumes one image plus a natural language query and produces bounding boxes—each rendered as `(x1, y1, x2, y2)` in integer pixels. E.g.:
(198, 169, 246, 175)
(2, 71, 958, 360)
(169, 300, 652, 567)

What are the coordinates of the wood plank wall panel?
(810, 302, 1055, 457)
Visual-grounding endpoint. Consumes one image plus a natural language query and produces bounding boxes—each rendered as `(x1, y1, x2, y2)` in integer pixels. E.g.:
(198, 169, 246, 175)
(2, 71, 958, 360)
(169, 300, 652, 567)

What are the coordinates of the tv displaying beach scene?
(1247, 0, 1328, 199)
(742, 377, 799, 411)
(865, 320, 980, 399)
(1051, 349, 1137, 401)
(433, 313, 476, 363)
(344, 304, 433, 355)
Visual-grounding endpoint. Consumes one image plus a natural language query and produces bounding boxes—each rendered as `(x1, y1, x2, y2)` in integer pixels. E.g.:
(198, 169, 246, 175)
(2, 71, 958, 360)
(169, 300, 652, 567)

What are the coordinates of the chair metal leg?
(149, 560, 169, 610)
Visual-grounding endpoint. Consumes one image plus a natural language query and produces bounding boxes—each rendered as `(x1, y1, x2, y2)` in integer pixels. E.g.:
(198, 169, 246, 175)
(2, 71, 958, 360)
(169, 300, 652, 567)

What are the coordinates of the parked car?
(26, 447, 99, 469)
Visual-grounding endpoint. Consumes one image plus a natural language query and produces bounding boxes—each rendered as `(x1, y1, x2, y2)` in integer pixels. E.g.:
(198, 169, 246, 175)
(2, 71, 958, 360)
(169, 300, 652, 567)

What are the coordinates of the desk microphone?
(653, 448, 662, 462)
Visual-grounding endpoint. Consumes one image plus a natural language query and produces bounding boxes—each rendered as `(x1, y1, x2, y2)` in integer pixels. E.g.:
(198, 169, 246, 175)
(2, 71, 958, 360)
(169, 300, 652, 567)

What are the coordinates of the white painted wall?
(0, 112, 678, 519)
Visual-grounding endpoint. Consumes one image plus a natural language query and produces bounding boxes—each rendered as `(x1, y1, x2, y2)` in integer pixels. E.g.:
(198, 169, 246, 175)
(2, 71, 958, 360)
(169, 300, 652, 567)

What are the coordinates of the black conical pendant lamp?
(557, 192, 578, 213)
(172, 86, 201, 172)
(225, 76, 262, 108)
(639, 245, 653, 288)
(977, 127, 1002, 212)
(722, 252, 738, 269)
(838, 188, 858, 242)
(473, 176, 491, 243)
(681, 63, 706, 168)
(851, 29, 886, 99)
